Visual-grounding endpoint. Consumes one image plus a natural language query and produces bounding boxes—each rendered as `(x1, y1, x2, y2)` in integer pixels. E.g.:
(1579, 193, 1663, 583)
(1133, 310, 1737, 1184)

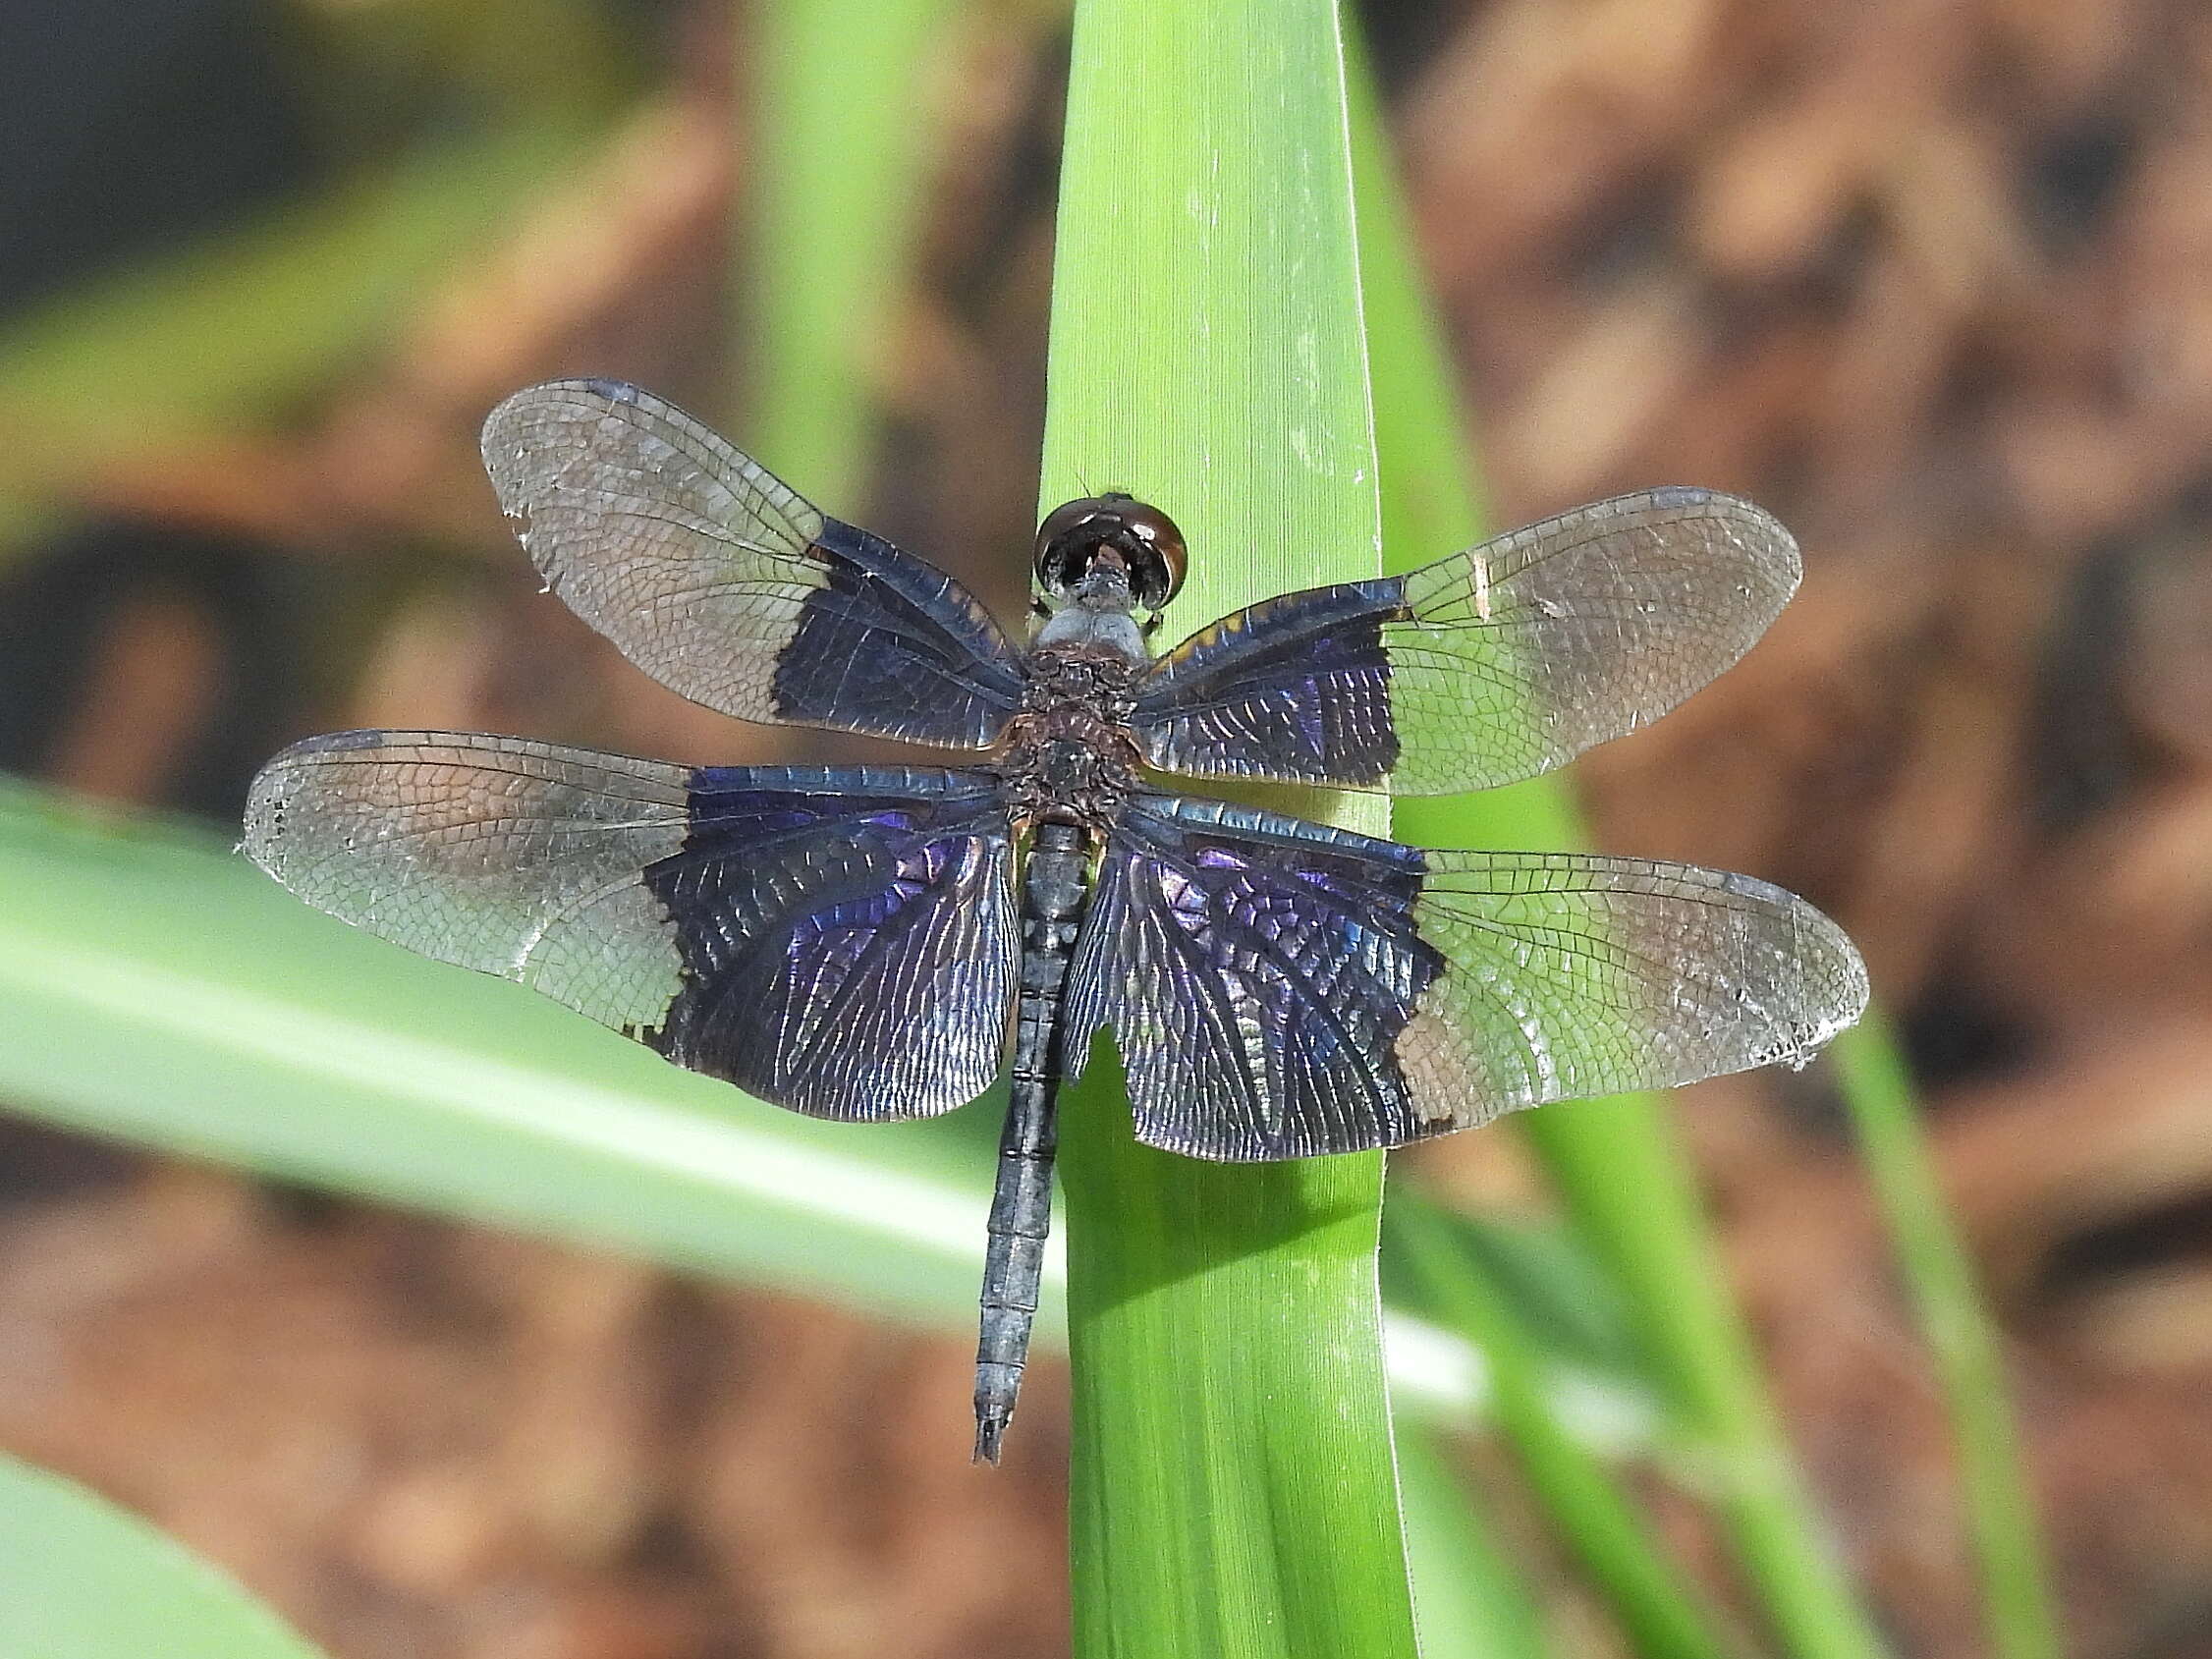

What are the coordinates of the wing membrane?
(1134, 488, 1799, 794)
(1063, 793, 1865, 1160)
(481, 380, 1026, 747)
(245, 732, 1018, 1120)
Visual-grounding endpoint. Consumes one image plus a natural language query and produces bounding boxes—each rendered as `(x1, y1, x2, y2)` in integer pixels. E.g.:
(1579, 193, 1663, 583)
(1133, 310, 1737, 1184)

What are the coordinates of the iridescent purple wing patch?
(1062, 792, 1866, 1161)
(643, 766, 1018, 1119)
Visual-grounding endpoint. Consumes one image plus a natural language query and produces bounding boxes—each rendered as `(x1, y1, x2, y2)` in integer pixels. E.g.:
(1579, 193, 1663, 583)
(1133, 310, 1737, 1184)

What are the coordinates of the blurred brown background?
(4, 0, 2212, 1654)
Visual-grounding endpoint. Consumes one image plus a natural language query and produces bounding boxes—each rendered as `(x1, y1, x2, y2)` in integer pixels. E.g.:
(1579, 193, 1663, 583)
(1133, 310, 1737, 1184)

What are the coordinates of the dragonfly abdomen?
(973, 818, 1090, 1462)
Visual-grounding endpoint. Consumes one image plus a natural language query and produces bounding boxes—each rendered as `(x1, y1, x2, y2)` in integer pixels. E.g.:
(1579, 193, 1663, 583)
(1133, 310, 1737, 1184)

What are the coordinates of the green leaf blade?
(1044, 3, 1419, 1655)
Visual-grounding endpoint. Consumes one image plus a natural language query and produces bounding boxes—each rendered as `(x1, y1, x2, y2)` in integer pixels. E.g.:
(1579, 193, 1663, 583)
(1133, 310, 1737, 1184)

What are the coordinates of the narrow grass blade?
(743, 0, 959, 503)
(1043, 1, 1420, 1653)
(1832, 1013, 2062, 1659)
(1345, 45, 1894, 1659)
(1398, 1424, 1555, 1659)
(0, 121, 594, 515)
(1391, 1197, 1742, 1659)
(0, 1452, 330, 1658)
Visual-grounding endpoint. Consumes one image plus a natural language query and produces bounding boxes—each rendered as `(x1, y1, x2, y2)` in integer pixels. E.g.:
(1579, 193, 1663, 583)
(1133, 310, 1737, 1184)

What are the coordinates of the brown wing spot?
(1394, 997, 1516, 1134)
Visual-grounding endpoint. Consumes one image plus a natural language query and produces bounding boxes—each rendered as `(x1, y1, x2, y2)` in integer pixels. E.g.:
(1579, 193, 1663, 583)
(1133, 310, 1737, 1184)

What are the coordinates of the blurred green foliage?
(0, 1451, 331, 1659)
(0, 0, 635, 539)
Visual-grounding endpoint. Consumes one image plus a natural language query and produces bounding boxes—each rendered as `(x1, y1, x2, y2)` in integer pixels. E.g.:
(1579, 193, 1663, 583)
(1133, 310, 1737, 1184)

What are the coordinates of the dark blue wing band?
(770, 520, 1029, 748)
(1063, 791, 1445, 1160)
(644, 766, 1019, 1120)
(1133, 579, 1409, 787)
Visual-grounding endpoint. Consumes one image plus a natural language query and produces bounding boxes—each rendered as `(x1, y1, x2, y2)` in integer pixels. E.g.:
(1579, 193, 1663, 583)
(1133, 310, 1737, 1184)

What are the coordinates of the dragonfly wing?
(482, 380, 1027, 747)
(246, 731, 1018, 1119)
(1133, 488, 1799, 794)
(1063, 793, 1865, 1160)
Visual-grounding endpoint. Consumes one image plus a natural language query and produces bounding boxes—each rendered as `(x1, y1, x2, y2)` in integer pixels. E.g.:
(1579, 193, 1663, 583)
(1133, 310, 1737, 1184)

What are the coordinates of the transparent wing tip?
(1759, 891, 1872, 1071)
(477, 378, 641, 501)
(242, 729, 390, 885)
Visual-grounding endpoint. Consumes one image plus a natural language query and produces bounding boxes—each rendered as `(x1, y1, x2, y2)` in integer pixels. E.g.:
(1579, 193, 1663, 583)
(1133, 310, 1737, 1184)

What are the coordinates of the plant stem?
(1832, 1012, 2062, 1659)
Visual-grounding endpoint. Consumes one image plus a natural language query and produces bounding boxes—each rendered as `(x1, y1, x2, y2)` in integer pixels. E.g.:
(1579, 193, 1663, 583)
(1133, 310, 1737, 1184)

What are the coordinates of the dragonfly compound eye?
(1035, 494, 1188, 610)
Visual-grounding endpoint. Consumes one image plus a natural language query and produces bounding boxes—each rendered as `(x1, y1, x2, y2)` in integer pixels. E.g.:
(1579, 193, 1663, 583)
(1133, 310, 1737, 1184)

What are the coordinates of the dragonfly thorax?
(1031, 590, 1147, 660)
(995, 646, 1143, 828)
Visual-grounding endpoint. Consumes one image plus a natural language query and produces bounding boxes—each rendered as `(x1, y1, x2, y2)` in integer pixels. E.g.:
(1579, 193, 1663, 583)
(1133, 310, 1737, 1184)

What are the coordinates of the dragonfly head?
(1034, 494, 1188, 613)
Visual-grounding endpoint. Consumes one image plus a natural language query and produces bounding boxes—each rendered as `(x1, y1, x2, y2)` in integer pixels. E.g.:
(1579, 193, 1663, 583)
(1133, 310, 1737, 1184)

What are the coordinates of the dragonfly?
(245, 378, 1868, 1462)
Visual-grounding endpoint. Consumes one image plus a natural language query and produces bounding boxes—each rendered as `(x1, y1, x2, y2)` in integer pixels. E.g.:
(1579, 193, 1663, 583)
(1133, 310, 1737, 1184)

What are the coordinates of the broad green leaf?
(1042, 2, 1420, 1654)
(0, 1452, 330, 1659)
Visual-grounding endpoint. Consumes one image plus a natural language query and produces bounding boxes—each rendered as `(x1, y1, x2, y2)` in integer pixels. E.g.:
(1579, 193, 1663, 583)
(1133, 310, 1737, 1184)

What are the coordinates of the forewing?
(1063, 794, 1865, 1161)
(481, 379, 1026, 747)
(245, 732, 1018, 1120)
(1134, 488, 1799, 794)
